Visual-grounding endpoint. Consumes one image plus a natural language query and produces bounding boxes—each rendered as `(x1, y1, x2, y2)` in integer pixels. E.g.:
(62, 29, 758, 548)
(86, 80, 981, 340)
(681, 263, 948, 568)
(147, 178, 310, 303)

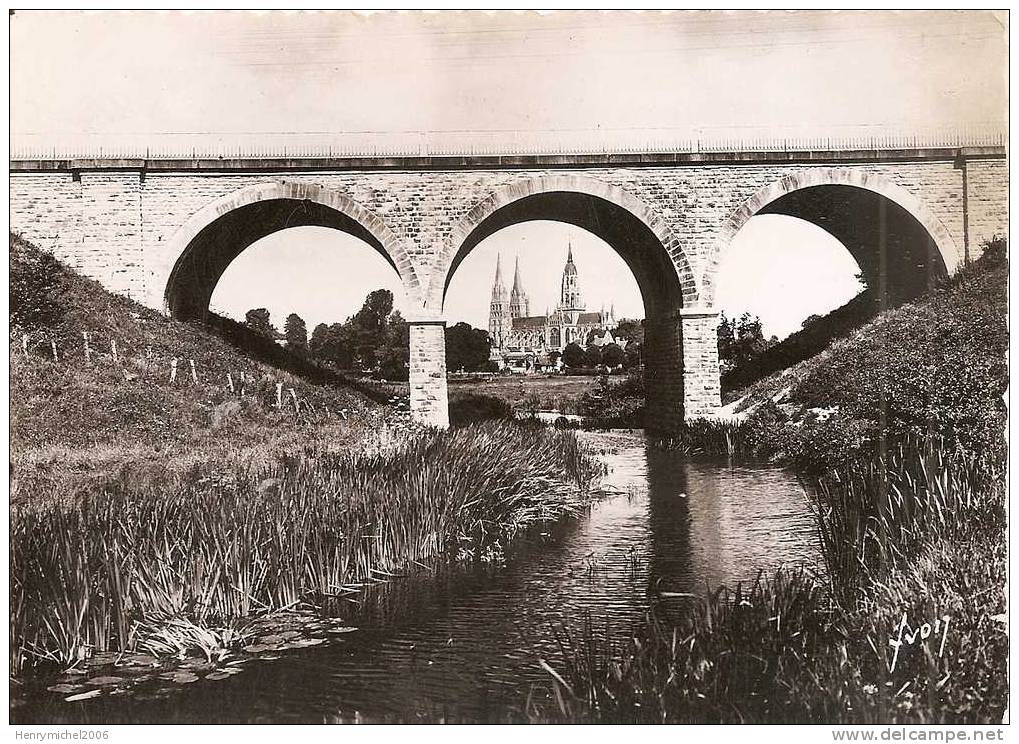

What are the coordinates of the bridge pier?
(680, 308, 722, 419)
(408, 318, 449, 429)
(643, 309, 722, 434)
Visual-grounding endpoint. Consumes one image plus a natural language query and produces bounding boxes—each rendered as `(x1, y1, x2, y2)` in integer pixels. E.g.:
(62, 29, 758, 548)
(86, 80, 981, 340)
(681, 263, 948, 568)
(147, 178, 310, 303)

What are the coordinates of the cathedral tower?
(559, 242, 583, 310)
(509, 255, 530, 319)
(489, 254, 510, 348)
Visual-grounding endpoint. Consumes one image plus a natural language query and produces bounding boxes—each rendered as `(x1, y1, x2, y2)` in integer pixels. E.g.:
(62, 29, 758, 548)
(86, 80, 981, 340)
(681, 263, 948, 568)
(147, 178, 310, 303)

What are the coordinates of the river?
(14, 430, 821, 724)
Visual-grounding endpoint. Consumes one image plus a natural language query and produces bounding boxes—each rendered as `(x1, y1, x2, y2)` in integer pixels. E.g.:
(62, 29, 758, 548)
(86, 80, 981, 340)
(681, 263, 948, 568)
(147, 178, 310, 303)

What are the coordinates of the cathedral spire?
(491, 253, 506, 300)
(560, 240, 581, 310)
(509, 254, 529, 318)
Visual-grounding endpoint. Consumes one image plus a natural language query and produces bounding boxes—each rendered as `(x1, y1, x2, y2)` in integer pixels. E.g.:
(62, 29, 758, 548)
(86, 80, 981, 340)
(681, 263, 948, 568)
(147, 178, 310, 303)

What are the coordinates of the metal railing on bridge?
(9, 124, 1007, 161)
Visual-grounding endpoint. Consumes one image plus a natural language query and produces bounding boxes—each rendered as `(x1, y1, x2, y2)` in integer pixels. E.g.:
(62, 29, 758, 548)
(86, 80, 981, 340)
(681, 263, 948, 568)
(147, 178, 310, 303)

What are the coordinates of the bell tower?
(559, 242, 583, 310)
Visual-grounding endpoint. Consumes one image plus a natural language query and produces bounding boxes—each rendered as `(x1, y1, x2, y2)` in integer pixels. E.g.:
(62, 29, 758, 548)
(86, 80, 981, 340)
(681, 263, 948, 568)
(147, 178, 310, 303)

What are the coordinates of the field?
(449, 374, 600, 415)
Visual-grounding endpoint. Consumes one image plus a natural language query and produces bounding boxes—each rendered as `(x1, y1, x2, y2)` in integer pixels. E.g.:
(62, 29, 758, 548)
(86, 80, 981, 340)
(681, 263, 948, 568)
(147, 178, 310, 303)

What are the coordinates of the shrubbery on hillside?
(733, 239, 1007, 472)
(10, 235, 64, 330)
(721, 289, 879, 394)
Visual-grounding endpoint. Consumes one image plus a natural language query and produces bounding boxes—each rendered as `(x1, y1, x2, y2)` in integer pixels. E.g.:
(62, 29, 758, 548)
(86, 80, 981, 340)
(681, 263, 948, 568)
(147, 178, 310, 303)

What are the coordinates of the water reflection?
(14, 431, 819, 724)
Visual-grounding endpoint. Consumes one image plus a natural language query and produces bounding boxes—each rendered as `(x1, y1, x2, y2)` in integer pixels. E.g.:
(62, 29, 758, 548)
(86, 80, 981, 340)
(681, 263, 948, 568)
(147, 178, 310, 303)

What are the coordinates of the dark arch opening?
(716, 184, 951, 394)
(166, 198, 397, 322)
(757, 184, 948, 306)
(441, 191, 684, 319)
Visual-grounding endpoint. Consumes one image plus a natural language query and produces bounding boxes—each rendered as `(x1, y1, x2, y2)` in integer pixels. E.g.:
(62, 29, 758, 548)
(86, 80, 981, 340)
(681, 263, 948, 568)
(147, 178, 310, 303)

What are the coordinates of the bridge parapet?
(9, 124, 1006, 163)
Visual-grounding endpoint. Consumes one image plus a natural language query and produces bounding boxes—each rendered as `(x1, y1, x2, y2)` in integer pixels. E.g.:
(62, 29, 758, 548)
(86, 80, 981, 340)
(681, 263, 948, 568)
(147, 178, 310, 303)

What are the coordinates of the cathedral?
(488, 244, 618, 370)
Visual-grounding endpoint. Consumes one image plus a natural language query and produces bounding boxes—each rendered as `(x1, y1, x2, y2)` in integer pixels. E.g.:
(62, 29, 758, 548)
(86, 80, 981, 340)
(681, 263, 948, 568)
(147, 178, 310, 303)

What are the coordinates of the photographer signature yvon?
(888, 613, 951, 673)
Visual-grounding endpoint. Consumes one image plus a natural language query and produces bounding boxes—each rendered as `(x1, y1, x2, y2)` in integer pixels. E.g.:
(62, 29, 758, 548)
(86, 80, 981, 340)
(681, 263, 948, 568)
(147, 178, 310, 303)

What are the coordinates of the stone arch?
(430, 173, 700, 316)
(703, 167, 963, 306)
(431, 173, 712, 433)
(160, 180, 422, 319)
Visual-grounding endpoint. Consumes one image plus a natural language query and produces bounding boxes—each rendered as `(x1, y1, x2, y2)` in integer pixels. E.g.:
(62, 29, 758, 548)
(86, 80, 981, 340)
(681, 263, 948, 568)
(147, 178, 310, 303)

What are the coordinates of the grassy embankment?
(9, 235, 601, 675)
(538, 242, 1008, 723)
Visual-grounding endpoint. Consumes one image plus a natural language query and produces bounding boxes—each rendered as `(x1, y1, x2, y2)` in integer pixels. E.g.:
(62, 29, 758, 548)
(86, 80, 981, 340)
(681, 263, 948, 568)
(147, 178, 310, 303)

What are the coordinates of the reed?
(812, 435, 1001, 606)
(11, 421, 601, 674)
(650, 418, 750, 459)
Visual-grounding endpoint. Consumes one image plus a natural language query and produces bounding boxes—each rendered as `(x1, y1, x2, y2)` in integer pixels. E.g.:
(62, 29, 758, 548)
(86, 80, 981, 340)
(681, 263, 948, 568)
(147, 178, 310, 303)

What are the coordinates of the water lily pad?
(122, 654, 159, 667)
(292, 638, 325, 648)
(65, 690, 103, 702)
(47, 684, 79, 694)
(204, 671, 233, 681)
(86, 676, 124, 686)
(257, 634, 284, 644)
(260, 654, 281, 661)
(89, 652, 119, 666)
(327, 626, 358, 634)
(169, 672, 199, 684)
(242, 644, 270, 654)
(279, 630, 301, 640)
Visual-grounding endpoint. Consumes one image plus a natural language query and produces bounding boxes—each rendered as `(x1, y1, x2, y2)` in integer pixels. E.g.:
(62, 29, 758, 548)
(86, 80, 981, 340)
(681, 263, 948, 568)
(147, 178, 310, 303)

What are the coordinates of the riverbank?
(12, 420, 602, 683)
(537, 242, 1008, 723)
(538, 435, 1006, 723)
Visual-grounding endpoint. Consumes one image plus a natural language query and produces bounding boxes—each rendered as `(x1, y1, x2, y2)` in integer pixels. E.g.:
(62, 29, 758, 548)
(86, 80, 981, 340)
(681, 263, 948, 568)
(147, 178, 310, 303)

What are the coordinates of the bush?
(448, 393, 514, 426)
(10, 235, 64, 330)
(578, 374, 645, 428)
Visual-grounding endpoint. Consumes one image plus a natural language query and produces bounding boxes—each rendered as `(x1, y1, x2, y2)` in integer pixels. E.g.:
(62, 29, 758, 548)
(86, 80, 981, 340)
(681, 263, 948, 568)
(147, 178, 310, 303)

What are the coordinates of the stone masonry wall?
(11, 158, 982, 314)
(680, 312, 723, 419)
(408, 322, 449, 428)
(964, 157, 1008, 258)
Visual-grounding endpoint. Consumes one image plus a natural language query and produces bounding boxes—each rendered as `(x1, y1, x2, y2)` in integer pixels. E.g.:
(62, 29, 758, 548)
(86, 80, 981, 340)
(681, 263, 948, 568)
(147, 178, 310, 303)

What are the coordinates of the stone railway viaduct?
(9, 140, 1007, 431)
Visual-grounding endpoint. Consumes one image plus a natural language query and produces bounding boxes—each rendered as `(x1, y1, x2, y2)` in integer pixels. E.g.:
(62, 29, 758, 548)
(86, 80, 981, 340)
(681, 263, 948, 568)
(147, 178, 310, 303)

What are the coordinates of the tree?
(245, 308, 274, 339)
(445, 322, 492, 372)
(585, 343, 603, 366)
(717, 311, 736, 364)
(562, 342, 588, 368)
(350, 289, 394, 370)
(612, 318, 644, 347)
(378, 310, 410, 380)
(284, 313, 308, 352)
(801, 314, 823, 330)
(601, 342, 625, 368)
(624, 343, 642, 370)
(325, 322, 353, 368)
(309, 323, 330, 357)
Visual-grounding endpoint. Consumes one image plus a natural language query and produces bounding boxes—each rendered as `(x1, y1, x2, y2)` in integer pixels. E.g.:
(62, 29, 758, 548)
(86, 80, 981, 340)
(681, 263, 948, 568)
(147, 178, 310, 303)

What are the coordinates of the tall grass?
(11, 421, 601, 674)
(537, 435, 1007, 723)
(537, 572, 836, 723)
(812, 436, 1002, 606)
(650, 418, 750, 459)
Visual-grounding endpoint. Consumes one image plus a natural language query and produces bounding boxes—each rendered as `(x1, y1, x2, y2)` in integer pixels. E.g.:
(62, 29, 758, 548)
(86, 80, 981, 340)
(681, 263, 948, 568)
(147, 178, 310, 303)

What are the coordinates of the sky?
(11, 11, 1008, 339)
